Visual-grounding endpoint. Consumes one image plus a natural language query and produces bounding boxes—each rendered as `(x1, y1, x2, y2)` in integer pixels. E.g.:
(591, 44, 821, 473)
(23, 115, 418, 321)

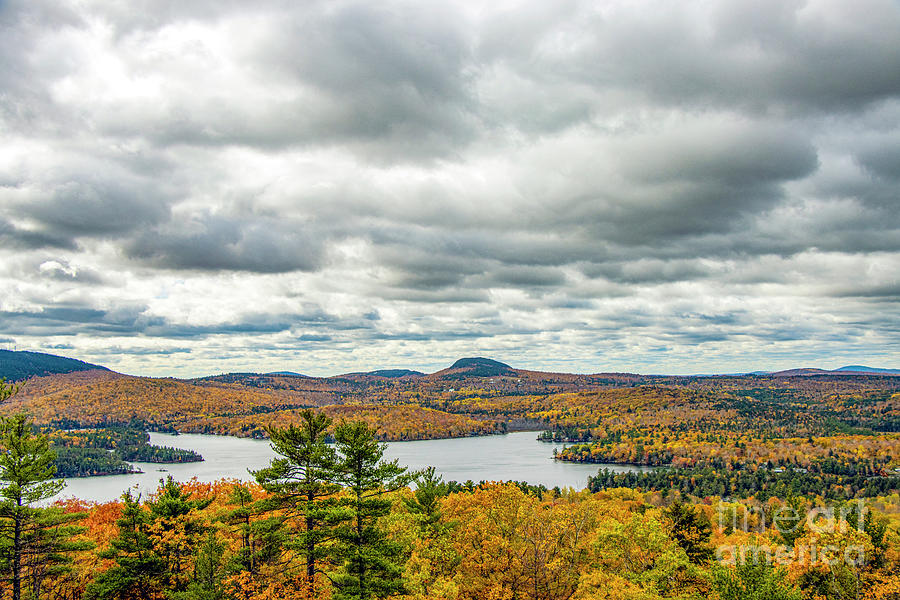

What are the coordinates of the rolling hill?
(362, 369, 425, 378)
(432, 357, 518, 379)
(0, 350, 109, 382)
(834, 365, 900, 375)
(4, 351, 900, 443)
(772, 365, 900, 376)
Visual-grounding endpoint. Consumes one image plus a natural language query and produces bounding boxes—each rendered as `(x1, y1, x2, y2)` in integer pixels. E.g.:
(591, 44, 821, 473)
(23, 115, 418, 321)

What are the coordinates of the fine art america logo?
(715, 500, 869, 568)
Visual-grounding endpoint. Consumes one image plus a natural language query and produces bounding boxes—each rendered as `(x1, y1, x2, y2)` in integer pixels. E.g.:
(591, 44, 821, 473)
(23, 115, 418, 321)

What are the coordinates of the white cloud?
(1, 0, 899, 376)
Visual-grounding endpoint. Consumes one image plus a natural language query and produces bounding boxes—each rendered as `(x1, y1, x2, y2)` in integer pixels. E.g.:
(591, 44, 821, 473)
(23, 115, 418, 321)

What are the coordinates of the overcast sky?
(1, 0, 899, 377)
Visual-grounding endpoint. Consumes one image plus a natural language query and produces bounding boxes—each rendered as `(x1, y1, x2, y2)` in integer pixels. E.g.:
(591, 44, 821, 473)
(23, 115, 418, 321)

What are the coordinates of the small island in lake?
(49, 427, 203, 478)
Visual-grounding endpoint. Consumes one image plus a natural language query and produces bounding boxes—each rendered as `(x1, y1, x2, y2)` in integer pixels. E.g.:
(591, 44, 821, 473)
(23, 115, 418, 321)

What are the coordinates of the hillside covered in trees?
(3, 356, 900, 482)
(0, 350, 108, 382)
(2, 354, 899, 507)
(0, 391, 898, 600)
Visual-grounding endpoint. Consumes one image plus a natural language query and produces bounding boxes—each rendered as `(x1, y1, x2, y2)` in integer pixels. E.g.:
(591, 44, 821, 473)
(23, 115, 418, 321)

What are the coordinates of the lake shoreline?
(53, 431, 655, 503)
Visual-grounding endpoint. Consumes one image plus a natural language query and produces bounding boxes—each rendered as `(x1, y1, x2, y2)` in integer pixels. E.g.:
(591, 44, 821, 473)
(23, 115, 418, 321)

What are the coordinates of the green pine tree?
(87, 478, 211, 599)
(403, 466, 449, 534)
(221, 483, 284, 577)
(664, 500, 713, 564)
(845, 500, 889, 570)
(331, 421, 411, 600)
(147, 476, 212, 592)
(402, 467, 459, 598)
(169, 531, 226, 600)
(21, 504, 93, 599)
(85, 491, 166, 600)
(252, 408, 342, 595)
(0, 405, 89, 600)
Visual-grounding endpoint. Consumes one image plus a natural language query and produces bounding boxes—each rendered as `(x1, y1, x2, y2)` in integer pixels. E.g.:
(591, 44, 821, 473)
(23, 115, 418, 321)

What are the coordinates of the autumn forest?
(0, 355, 899, 599)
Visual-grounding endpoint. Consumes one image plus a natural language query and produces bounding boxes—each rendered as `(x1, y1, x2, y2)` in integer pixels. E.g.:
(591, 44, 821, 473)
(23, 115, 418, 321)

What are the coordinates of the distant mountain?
(335, 368, 425, 379)
(834, 365, 900, 374)
(772, 366, 900, 377)
(196, 371, 314, 387)
(434, 357, 517, 379)
(0, 350, 109, 382)
(771, 368, 834, 376)
(687, 370, 774, 377)
(365, 369, 424, 378)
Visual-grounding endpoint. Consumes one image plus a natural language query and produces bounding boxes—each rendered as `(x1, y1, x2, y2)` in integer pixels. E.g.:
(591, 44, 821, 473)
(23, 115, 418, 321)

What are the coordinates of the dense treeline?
(53, 447, 136, 477)
(557, 431, 900, 470)
(117, 443, 202, 463)
(589, 466, 900, 501)
(49, 427, 202, 478)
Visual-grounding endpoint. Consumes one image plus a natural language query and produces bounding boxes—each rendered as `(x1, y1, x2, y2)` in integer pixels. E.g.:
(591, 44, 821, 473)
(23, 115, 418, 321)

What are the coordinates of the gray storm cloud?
(0, 0, 898, 376)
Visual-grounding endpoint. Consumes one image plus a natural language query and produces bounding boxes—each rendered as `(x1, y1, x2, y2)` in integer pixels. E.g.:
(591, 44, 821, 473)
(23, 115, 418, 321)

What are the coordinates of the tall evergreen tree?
(87, 478, 210, 599)
(221, 483, 284, 577)
(664, 500, 713, 564)
(21, 503, 92, 599)
(170, 531, 226, 600)
(147, 476, 212, 591)
(404, 466, 449, 534)
(0, 404, 89, 600)
(252, 409, 341, 595)
(332, 421, 411, 600)
(845, 500, 888, 569)
(85, 491, 166, 600)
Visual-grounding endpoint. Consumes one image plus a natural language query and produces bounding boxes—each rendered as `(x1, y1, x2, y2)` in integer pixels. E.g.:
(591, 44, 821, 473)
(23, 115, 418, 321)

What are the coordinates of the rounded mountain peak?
(441, 357, 516, 378)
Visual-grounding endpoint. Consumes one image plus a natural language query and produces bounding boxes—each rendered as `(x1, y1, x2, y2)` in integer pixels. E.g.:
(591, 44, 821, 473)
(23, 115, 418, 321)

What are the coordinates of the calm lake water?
(54, 431, 653, 503)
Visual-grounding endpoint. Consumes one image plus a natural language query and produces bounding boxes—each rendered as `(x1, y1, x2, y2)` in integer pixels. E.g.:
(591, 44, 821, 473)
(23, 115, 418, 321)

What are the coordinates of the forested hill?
(5, 352, 900, 450)
(433, 357, 517, 379)
(0, 349, 109, 382)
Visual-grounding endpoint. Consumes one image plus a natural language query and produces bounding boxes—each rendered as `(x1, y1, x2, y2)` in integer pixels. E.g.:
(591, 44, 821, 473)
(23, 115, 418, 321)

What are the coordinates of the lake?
(54, 431, 654, 503)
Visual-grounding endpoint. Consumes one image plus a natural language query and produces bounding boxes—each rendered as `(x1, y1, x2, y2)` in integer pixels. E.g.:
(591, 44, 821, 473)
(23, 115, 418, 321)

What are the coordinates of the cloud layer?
(1, 0, 899, 376)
